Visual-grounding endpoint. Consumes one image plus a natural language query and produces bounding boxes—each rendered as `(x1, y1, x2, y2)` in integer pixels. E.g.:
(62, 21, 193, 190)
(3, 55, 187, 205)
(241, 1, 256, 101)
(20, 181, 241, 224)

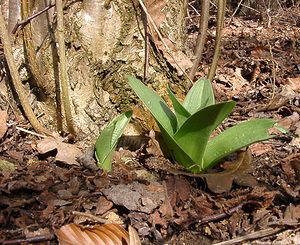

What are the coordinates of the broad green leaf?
(203, 119, 276, 171)
(159, 126, 197, 170)
(95, 122, 114, 171)
(174, 101, 236, 171)
(128, 77, 196, 169)
(183, 79, 215, 114)
(96, 147, 115, 173)
(95, 111, 132, 171)
(112, 112, 133, 145)
(128, 76, 177, 135)
(167, 86, 191, 130)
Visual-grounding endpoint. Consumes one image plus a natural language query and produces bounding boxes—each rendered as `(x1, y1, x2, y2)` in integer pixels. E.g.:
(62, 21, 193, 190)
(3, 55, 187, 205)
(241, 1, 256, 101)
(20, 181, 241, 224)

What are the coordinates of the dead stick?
(185, 202, 245, 227)
(207, 0, 226, 81)
(12, 3, 55, 34)
(2, 234, 55, 245)
(188, 0, 210, 81)
(213, 227, 284, 245)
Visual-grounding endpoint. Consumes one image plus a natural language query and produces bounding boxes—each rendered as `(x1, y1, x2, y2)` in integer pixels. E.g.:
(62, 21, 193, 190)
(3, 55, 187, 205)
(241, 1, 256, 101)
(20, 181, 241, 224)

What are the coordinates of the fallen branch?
(213, 227, 284, 245)
(2, 234, 55, 245)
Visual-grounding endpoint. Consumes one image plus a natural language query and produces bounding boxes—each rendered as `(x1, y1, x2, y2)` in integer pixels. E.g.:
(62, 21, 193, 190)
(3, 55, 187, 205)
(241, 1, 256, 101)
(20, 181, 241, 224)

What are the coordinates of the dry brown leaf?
(56, 223, 130, 245)
(77, 146, 98, 170)
(262, 85, 296, 111)
(205, 174, 234, 194)
(285, 76, 300, 92)
(24, 227, 52, 239)
(205, 149, 257, 193)
(295, 121, 300, 135)
(217, 67, 248, 97)
(128, 225, 142, 245)
(145, 0, 166, 28)
(232, 67, 248, 91)
(96, 196, 113, 215)
(143, 0, 192, 77)
(290, 118, 300, 147)
(249, 143, 273, 156)
(193, 195, 214, 217)
(251, 46, 271, 60)
(151, 209, 169, 228)
(282, 154, 300, 192)
(290, 137, 300, 148)
(277, 112, 299, 130)
(102, 182, 165, 214)
(157, 38, 193, 76)
(165, 175, 191, 207)
(249, 187, 278, 208)
(283, 204, 300, 226)
(36, 137, 82, 165)
(104, 212, 124, 224)
(146, 130, 164, 156)
(0, 110, 8, 139)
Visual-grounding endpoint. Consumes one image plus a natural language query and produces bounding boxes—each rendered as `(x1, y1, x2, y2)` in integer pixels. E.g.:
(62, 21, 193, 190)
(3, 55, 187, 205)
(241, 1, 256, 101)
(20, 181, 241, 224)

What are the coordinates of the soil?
(0, 3, 300, 245)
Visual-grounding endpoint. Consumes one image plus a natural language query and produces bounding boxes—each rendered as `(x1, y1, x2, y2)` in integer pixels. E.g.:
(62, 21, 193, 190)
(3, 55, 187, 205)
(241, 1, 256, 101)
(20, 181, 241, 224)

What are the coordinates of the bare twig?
(267, 41, 279, 99)
(188, 0, 210, 81)
(228, 0, 243, 24)
(141, 11, 150, 81)
(188, 2, 200, 16)
(239, 3, 261, 15)
(12, 3, 55, 34)
(6, 123, 47, 138)
(198, 201, 245, 224)
(207, 0, 226, 81)
(0, 8, 52, 135)
(2, 234, 55, 245)
(20, 0, 47, 91)
(213, 227, 285, 245)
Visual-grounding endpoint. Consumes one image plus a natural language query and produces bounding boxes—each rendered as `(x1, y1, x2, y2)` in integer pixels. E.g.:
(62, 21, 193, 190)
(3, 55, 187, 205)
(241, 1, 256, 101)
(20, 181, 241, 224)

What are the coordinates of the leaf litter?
(1, 4, 300, 245)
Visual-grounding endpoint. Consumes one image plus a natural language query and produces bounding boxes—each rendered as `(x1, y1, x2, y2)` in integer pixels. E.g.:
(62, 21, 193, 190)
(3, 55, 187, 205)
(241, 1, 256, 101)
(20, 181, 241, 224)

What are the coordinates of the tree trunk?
(1, 0, 189, 143)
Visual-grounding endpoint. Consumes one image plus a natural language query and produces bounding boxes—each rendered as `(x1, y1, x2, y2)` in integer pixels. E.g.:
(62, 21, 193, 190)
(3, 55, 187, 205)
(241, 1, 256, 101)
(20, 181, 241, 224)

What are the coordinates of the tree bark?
(2, 0, 189, 143)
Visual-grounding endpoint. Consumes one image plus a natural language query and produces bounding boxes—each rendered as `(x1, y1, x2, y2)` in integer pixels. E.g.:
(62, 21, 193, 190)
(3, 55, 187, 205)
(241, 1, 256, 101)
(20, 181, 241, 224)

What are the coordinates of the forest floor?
(0, 4, 300, 245)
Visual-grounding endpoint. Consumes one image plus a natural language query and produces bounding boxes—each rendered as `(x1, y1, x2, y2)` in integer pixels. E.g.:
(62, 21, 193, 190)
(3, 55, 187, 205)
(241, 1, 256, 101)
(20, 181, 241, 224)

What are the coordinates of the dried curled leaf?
(129, 225, 141, 245)
(205, 149, 257, 193)
(0, 110, 8, 139)
(36, 136, 82, 166)
(56, 223, 134, 245)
